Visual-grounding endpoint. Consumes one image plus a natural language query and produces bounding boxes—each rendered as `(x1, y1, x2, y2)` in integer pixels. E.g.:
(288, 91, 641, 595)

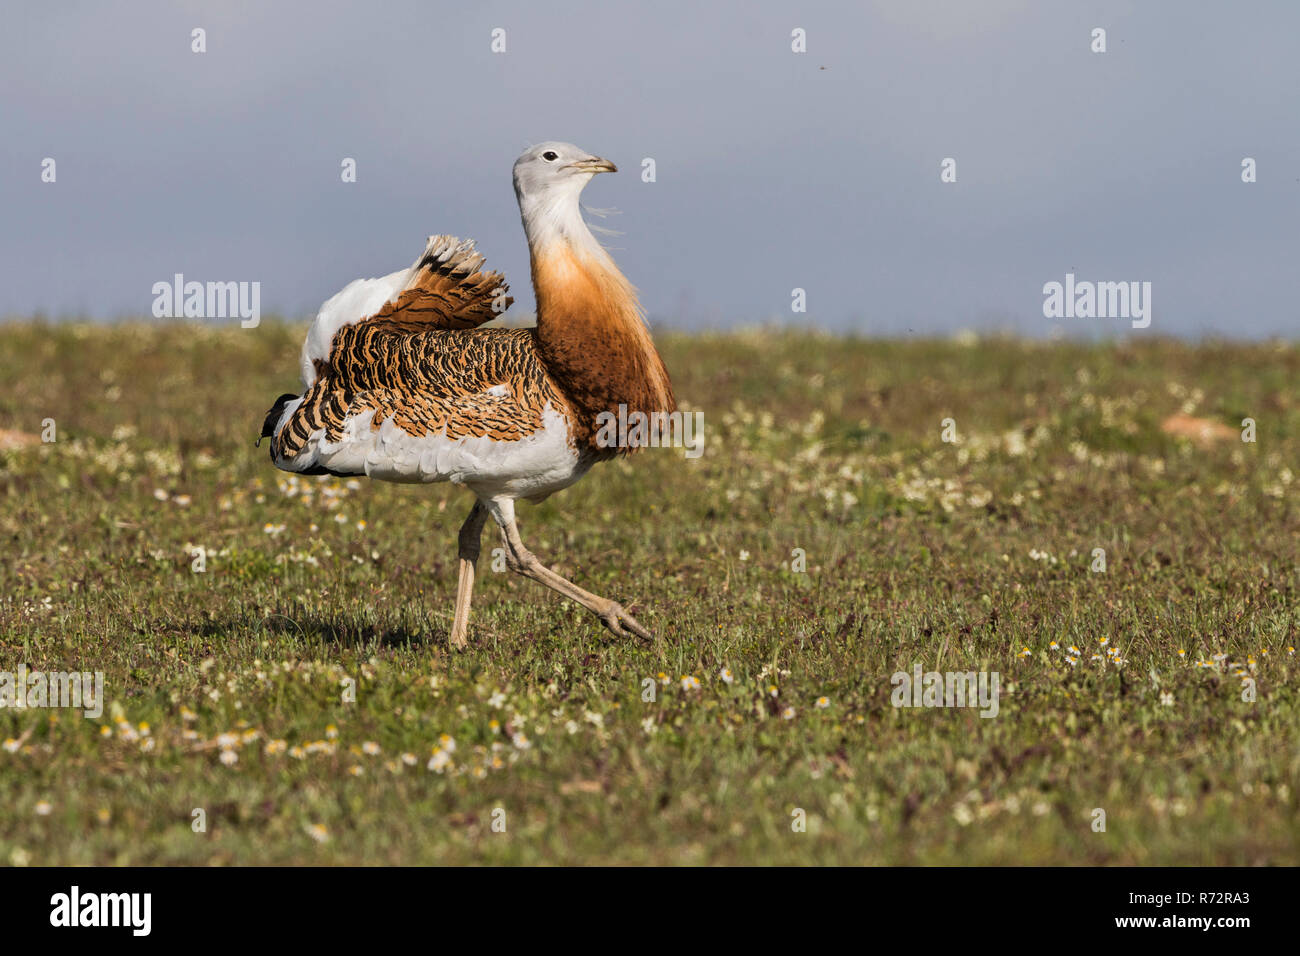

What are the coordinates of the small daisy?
(719, 667, 734, 684)
(427, 750, 451, 772)
(34, 801, 52, 816)
(307, 823, 329, 843)
(1159, 691, 1174, 707)
(680, 675, 700, 691)
(361, 741, 380, 756)
(781, 706, 796, 720)
(815, 696, 830, 709)
(219, 749, 238, 766)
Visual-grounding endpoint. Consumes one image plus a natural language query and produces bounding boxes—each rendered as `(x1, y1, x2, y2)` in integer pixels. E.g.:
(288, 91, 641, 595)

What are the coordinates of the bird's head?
(514, 141, 622, 274)
(513, 141, 616, 210)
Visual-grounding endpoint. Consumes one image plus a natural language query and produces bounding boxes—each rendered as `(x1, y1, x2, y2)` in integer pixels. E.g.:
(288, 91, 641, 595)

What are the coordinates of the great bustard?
(261, 142, 675, 646)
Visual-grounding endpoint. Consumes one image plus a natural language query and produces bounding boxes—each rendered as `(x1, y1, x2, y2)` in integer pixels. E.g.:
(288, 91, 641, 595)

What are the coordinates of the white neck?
(517, 178, 609, 265)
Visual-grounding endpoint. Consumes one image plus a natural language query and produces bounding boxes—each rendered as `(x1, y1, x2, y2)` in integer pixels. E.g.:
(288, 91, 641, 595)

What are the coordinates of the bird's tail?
(257, 393, 301, 448)
(258, 392, 352, 477)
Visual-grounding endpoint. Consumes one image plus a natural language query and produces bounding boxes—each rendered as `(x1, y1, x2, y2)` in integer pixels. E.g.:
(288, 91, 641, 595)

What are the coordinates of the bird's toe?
(600, 602, 654, 643)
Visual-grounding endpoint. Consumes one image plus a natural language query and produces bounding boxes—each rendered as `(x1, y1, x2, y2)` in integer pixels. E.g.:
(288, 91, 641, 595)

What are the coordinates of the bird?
(260, 142, 676, 648)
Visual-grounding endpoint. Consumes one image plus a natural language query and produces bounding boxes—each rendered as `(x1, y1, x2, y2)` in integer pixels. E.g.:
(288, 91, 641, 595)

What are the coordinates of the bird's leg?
(449, 501, 488, 649)
(497, 513, 653, 642)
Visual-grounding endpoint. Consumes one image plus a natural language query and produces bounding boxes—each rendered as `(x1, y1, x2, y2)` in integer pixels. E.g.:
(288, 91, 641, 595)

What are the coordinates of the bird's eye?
(542, 151, 558, 162)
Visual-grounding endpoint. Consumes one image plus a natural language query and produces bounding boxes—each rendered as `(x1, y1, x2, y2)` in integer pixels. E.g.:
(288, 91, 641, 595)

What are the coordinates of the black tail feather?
(258, 394, 299, 447)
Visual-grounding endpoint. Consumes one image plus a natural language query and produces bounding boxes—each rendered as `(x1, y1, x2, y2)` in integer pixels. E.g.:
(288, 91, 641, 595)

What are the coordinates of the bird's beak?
(566, 157, 617, 174)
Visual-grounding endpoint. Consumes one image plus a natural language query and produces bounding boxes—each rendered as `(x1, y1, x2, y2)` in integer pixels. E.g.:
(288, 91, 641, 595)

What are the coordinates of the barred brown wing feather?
(271, 328, 570, 462)
(374, 235, 513, 332)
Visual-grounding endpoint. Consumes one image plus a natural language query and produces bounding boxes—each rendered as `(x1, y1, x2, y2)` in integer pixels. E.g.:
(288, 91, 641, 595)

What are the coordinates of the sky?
(2, 0, 1297, 338)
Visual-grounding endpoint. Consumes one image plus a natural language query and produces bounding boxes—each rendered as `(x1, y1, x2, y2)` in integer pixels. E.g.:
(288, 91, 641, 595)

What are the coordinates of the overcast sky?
(2, 1, 1296, 338)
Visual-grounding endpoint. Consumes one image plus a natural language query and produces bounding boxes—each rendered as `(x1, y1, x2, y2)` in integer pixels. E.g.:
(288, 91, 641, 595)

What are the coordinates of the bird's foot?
(598, 602, 654, 642)
(448, 623, 469, 650)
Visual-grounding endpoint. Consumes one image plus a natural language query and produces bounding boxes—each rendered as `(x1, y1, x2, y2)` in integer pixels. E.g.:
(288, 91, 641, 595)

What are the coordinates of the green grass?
(1, 320, 1297, 864)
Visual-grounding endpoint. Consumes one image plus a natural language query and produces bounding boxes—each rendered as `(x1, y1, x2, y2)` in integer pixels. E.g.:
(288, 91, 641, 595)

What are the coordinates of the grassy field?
(0, 320, 1297, 865)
